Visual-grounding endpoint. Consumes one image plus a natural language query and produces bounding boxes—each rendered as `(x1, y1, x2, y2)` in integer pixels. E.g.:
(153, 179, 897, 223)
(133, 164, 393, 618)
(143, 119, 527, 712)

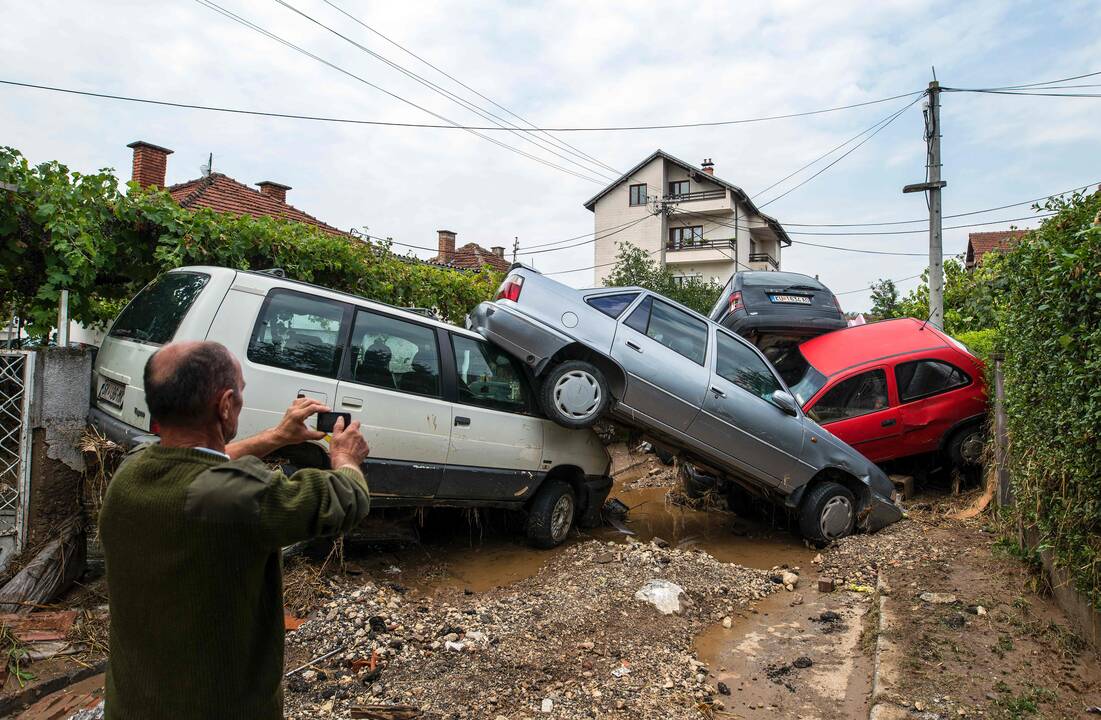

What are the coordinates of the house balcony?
(748, 252, 779, 271)
(665, 238, 738, 266)
(664, 188, 730, 213)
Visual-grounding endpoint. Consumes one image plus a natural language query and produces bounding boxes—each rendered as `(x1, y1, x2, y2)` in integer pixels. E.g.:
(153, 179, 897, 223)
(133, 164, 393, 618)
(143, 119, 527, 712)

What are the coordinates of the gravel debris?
(284, 538, 777, 719)
(817, 516, 941, 588)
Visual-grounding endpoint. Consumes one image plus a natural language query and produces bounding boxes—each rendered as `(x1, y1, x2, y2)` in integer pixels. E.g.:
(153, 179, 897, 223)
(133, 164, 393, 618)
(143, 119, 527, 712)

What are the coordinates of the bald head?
(144, 341, 242, 430)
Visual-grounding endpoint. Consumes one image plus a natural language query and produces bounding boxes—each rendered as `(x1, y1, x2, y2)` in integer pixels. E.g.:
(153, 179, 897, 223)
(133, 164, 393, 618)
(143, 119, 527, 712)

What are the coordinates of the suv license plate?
(769, 295, 812, 304)
(97, 378, 126, 408)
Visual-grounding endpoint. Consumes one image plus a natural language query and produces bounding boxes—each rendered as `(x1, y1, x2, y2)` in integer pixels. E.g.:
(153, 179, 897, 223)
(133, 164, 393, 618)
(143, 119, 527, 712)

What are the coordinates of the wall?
(592, 156, 665, 286)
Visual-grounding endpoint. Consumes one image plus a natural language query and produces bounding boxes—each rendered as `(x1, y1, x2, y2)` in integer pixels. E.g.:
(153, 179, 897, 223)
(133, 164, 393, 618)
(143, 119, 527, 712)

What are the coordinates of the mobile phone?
(316, 411, 352, 434)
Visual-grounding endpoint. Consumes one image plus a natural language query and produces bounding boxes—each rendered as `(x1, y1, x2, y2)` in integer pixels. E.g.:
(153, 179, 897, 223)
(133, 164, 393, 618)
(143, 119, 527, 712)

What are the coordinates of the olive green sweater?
(98, 445, 369, 720)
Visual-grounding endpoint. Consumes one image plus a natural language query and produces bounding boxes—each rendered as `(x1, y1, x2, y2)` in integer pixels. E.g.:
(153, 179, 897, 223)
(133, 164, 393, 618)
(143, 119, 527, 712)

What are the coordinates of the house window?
(629, 184, 647, 206)
(671, 274, 702, 288)
(668, 180, 689, 197)
(668, 226, 704, 250)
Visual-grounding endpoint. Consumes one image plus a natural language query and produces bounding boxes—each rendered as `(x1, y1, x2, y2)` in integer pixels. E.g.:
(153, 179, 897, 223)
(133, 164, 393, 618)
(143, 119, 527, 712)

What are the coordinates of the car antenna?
(919, 308, 935, 331)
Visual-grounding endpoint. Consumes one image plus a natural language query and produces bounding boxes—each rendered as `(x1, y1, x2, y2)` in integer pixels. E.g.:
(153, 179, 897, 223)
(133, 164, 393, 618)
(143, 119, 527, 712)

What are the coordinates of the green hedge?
(0, 147, 500, 338)
(997, 190, 1101, 609)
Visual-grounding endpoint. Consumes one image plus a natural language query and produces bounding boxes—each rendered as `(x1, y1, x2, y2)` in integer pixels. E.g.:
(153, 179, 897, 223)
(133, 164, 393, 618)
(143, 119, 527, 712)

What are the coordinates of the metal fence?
(0, 350, 35, 561)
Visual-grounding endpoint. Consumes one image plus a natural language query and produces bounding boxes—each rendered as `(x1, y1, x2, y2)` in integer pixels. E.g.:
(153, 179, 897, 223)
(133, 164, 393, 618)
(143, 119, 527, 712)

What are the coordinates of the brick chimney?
(257, 181, 291, 203)
(126, 141, 173, 188)
(701, 158, 715, 176)
(437, 230, 457, 262)
(491, 246, 505, 258)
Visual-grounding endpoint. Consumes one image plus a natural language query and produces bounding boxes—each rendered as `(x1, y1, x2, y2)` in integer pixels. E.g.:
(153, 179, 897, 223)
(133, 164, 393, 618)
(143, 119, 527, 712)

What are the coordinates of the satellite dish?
(200, 152, 213, 177)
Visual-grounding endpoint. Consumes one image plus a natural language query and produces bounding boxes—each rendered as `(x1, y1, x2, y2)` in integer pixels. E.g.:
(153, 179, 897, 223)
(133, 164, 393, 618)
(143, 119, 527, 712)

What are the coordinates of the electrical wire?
(755, 96, 923, 209)
(835, 273, 924, 296)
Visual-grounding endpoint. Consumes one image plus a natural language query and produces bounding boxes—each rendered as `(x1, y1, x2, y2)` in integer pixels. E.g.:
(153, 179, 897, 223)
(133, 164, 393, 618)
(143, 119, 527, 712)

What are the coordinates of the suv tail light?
(728, 291, 743, 314)
(496, 274, 524, 302)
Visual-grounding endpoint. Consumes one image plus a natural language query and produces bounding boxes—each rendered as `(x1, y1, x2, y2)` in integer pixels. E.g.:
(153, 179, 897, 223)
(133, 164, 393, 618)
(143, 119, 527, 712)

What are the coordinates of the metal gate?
(0, 350, 35, 564)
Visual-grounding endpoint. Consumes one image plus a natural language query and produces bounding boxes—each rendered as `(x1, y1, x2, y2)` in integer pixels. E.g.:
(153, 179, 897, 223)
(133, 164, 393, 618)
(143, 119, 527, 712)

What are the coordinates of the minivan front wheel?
(799, 481, 856, 545)
(540, 360, 609, 429)
(525, 480, 576, 548)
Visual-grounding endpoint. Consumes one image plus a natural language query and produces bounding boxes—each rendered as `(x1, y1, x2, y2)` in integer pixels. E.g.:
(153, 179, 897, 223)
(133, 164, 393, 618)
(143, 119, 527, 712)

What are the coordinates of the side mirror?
(771, 390, 799, 416)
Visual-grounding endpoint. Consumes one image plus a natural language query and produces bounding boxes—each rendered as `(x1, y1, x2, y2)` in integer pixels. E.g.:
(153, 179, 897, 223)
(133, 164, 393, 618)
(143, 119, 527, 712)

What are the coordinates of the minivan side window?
(586, 293, 639, 319)
(715, 331, 782, 403)
(807, 369, 889, 424)
(109, 272, 210, 345)
(895, 360, 969, 403)
(347, 309, 441, 396)
(623, 296, 708, 365)
(248, 290, 346, 377)
(451, 335, 530, 414)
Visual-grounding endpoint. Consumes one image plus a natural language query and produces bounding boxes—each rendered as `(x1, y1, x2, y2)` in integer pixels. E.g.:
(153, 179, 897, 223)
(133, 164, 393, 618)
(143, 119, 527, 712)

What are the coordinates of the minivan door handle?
(625, 340, 643, 353)
(454, 416, 471, 427)
(341, 396, 364, 410)
(881, 418, 896, 427)
(709, 386, 726, 398)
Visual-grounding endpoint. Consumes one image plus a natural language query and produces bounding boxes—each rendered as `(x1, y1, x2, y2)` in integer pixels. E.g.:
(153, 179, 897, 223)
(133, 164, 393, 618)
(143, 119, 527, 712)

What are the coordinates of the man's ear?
(217, 388, 236, 421)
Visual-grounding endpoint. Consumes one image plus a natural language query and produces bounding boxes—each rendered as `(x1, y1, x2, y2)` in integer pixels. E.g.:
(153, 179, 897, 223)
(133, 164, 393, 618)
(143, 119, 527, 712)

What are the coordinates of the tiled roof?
(966, 230, 1028, 267)
(167, 173, 346, 236)
(429, 242, 510, 272)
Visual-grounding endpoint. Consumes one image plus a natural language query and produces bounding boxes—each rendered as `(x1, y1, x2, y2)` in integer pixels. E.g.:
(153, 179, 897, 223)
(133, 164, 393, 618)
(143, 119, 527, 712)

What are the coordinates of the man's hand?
(328, 416, 370, 471)
(272, 397, 329, 446)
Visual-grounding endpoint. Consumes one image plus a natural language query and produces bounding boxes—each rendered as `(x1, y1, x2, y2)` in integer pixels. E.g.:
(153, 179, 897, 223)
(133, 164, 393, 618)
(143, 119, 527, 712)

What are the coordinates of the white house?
(584, 150, 791, 286)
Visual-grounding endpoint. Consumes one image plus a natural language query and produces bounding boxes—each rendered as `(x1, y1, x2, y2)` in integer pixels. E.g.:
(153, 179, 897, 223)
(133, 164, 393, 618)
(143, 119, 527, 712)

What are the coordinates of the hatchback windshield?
(785, 353, 828, 406)
(108, 272, 210, 345)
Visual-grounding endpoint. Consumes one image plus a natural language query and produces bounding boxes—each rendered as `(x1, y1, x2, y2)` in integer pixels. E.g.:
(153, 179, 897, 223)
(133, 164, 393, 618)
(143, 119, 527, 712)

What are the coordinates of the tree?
(602, 241, 724, 315)
(868, 278, 900, 320)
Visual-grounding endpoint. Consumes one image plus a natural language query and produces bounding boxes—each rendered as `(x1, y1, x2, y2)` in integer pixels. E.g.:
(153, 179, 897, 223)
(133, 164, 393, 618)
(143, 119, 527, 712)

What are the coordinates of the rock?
(812, 554, 823, 564)
(919, 592, 958, 604)
(818, 578, 835, 593)
(717, 681, 731, 695)
(592, 551, 617, 564)
(634, 579, 687, 615)
(976, 605, 987, 616)
(781, 571, 799, 588)
(652, 537, 670, 549)
(722, 616, 732, 629)
(792, 656, 813, 669)
(790, 594, 804, 606)
(541, 698, 553, 713)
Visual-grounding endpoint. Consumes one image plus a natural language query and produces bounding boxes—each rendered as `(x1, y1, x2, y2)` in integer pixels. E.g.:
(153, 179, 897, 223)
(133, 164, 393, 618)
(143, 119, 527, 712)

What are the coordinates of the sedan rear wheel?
(798, 481, 857, 545)
(540, 360, 610, 429)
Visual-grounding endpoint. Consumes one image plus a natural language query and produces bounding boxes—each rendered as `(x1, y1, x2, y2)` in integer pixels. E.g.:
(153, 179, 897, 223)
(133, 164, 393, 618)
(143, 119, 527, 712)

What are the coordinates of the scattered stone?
(920, 592, 958, 605)
(717, 682, 731, 695)
(722, 616, 732, 629)
(781, 571, 799, 588)
(792, 656, 813, 669)
(541, 697, 553, 713)
(818, 578, 835, 593)
(634, 579, 687, 615)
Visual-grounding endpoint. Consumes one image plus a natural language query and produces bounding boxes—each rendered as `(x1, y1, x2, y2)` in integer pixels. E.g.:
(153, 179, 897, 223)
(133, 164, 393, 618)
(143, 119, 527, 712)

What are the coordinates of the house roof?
(167, 173, 347, 236)
(966, 230, 1028, 267)
(428, 242, 510, 272)
(582, 149, 791, 246)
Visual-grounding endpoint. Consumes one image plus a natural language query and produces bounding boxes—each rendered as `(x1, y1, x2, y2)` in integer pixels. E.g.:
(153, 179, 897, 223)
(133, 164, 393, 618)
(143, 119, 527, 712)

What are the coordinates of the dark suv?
(709, 271, 846, 346)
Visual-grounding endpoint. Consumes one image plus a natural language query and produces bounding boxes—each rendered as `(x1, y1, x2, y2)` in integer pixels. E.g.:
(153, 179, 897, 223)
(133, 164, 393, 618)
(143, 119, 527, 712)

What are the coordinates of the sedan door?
(334, 308, 452, 501)
(805, 366, 900, 463)
(438, 334, 544, 500)
(610, 295, 709, 431)
(687, 329, 810, 487)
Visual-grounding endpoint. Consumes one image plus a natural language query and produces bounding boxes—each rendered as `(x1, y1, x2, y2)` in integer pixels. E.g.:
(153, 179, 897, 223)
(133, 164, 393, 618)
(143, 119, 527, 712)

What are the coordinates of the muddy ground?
(8, 446, 1101, 719)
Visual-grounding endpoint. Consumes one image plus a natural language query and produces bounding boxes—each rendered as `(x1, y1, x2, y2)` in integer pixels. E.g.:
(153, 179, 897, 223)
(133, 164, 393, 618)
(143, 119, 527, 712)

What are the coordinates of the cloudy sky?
(3, 0, 1099, 310)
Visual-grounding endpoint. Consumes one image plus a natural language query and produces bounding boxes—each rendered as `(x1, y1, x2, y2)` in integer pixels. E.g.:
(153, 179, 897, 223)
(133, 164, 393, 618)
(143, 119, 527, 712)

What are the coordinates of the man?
(98, 341, 370, 720)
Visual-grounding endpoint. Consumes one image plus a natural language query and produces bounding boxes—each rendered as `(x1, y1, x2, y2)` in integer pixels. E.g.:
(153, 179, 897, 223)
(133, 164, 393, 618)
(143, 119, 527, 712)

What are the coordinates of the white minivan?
(90, 267, 612, 547)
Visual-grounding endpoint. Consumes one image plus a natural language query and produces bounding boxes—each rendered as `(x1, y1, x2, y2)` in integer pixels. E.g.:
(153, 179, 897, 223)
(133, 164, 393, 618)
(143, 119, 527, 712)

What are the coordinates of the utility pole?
(512, 236, 518, 264)
(903, 77, 946, 329)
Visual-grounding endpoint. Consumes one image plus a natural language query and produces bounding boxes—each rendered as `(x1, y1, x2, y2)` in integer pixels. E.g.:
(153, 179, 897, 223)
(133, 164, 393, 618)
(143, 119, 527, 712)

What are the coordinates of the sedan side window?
(452, 335, 530, 413)
(586, 292, 639, 319)
(895, 360, 970, 403)
(622, 296, 707, 365)
(807, 369, 889, 424)
(248, 290, 347, 377)
(347, 309, 441, 396)
(715, 331, 782, 402)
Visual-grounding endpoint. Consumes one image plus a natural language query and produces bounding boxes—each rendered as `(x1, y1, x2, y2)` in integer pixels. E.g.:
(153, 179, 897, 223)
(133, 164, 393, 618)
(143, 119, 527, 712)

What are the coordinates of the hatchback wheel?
(525, 480, 576, 548)
(948, 424, 985, 467)
(798, 481, 856, 544)
(540, 360, 609, 429)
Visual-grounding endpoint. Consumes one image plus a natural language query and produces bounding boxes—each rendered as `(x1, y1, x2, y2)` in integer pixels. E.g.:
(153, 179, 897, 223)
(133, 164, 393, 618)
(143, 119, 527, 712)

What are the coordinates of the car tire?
(525, 480, 576, 549)
(654, 447, 675, 465)
(947, 424, 985, 468)
(539, 360, 610, 429)
(798, 481, 857, 545)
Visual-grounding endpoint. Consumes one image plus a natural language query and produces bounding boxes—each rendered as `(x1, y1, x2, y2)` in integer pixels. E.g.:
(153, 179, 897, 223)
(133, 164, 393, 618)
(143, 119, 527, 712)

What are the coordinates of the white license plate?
(97, 378, 126, 408)
(770, 295, 812, 304)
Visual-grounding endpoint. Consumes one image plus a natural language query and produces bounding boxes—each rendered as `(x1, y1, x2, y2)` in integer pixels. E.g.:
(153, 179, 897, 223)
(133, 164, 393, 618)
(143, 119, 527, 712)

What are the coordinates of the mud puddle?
(695, 586, 874, 718)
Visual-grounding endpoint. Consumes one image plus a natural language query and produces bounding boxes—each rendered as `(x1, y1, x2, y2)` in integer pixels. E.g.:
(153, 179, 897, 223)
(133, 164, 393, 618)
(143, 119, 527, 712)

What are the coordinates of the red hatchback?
(782, 319, 987, 470)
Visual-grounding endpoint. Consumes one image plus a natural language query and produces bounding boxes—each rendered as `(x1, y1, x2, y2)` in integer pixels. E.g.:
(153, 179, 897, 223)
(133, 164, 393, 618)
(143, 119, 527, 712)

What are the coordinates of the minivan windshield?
(108, 272, 210, 345)
(742, 271, 827, 290)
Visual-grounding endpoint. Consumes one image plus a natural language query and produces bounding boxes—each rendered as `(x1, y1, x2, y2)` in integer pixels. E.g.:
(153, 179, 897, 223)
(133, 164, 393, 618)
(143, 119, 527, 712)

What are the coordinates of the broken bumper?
(87, 405, 156, 450)
(859, 490, 904, 533)
(578, 474, 613, 528)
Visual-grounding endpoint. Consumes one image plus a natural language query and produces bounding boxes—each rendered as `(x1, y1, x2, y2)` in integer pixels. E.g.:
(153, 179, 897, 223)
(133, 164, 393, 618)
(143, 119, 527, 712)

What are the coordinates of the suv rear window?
(108, 272, 210, 345)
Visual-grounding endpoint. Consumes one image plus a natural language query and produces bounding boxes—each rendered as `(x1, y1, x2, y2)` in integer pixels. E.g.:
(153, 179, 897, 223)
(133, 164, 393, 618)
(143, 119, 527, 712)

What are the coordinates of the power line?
(194, 0, 608, 184)
(977, 69, 1101, 90)
(835, 273, 924, 296)
(0, 77, 925, 133)
(272, 0, 617, 183)
(944, 88, 1101, 98)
